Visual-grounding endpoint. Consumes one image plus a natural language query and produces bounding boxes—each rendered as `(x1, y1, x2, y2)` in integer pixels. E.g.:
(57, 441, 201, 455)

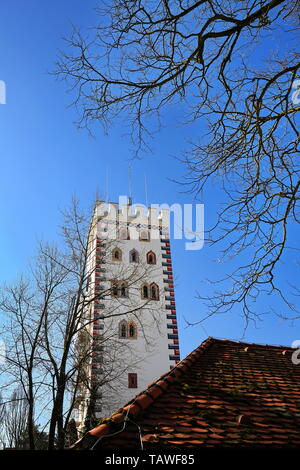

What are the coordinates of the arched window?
(141, 283, 149, 299)
(119, 321, 128, 339)
(147, 251, 156, 265)
(119, 227, 130, 240)
(128, 322, 137, 339)
(111, 281, 119, 297)
(111, 280, 129, 298)
(129, 249, 139, 263)
(118, 321, 137, 340)
(120, 282, 128, 297)
(139, 229, 150, 241)
(112, 248, 122, 261)
(150, 283, 159, 300)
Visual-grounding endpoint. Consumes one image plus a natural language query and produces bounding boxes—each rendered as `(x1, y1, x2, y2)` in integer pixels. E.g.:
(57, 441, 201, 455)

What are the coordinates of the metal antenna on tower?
(105, 166, 110, 203)
(128, 164, 133, 206)
(144, 173, 149, 208)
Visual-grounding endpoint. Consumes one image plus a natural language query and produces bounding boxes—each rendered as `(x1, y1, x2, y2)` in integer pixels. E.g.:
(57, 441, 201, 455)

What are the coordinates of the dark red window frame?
(128, 373, 138, 388)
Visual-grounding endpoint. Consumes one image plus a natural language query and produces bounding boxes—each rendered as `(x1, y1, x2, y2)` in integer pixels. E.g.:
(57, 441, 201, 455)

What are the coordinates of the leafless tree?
(0, 389, 28, 449)
(55, 1, 300, 326)
(0, 394, 5, 447)
(0, 197, 165, 449)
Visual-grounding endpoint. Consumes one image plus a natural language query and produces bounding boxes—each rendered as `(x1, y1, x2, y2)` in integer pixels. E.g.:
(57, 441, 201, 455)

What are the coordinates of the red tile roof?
(71, 337, 300, 448)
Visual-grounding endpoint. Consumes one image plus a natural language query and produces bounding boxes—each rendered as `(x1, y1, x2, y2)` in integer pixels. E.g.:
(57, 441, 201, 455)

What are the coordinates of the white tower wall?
(76, 200, 180, 428)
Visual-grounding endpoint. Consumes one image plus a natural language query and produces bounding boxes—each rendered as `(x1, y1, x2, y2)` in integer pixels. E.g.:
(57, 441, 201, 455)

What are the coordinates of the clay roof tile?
(71, 337, 300, 449)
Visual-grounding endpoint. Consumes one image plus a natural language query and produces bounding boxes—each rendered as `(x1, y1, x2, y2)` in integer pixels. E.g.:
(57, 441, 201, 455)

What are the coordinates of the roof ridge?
(70, 337, 214, 449)
(208, 337, 295, 350)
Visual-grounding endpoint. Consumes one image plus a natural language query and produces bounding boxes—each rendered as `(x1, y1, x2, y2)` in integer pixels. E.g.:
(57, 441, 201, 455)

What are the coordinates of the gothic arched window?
(141, 283, 149, 299)
(139, 229, 150, 241)
(111, 281, 119, 297)
(128, 322, 137, 339)
(118, 321, 137, 340)
(129, 249, 139, 263)
(112, 248, 122, 261)
(111, 280, 129, 298)
(120, 282, 128, 297)
(150, 283, 159, 300)
(119, 227, 130, 240)
(147, 251, 156, 265)
(119, 321, 128, 339)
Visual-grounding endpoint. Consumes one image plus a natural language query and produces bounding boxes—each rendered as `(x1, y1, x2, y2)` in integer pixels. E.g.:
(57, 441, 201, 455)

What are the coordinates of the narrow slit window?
(119, 321, 127, 339)
(120, 283, 128, 297)
(142, 284, 149, 299)
(150, 283, 159, 300)
(128, 373, 138, 388)
(112, 282, 119, 297)
(128, 323, 137, 339)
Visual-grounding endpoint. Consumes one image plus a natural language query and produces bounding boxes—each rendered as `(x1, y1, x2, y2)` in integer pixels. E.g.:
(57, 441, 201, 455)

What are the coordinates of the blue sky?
(0, 0, 299, 359)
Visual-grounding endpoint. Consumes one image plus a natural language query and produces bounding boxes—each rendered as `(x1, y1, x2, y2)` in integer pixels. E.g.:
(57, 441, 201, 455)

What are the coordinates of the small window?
(150, 283, 159, 300)
(118, 321, 137, 339)
(119, 227, 130, 240)
(128, 322, 137, 339)
(142, 284, 149, 299)
(119, 321, 127, 339)
(120, 282, 128, 297)
(111, 281, 119, 297)
(128, 373, 138, 388)
(147, 251, 156, 265)
(139, 230, 149, 241)
(129, 249, 139, 263)
(112, 248, 122, 261)
(111, 281, 128, 298)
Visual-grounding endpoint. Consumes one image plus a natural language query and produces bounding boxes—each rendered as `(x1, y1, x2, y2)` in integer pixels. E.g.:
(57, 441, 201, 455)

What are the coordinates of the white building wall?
(77, 200, 180, 426)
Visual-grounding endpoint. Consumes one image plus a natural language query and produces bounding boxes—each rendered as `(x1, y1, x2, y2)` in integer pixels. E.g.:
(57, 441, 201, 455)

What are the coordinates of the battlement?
(95, 200, 170, 229)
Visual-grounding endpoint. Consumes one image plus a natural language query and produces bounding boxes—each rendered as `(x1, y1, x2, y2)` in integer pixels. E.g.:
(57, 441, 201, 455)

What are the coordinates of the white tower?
(75, 199, 180, 431)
